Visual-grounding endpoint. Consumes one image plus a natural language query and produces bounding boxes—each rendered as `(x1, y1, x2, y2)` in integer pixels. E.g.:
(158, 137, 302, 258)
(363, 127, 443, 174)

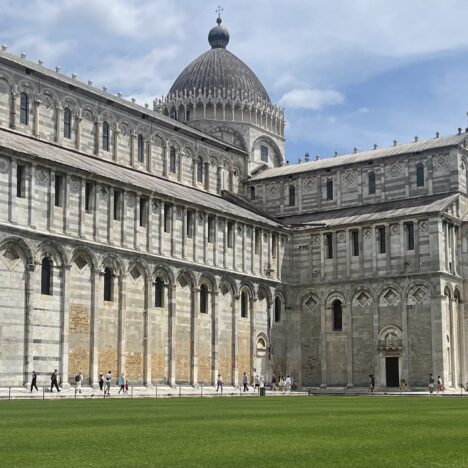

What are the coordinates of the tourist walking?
(278, 375, 284, 392)
(125, 380, 129, 394)
(104, 370, 112, 396)
(50, 369, 60, 392)
(285, 375, 292, 392)
(242, 372, 249, 392)
(98, 373, 104, 392)
(118, 373, 126, 394)
(216, 374, 223, 392)
(254, 374, 260, 390)
(75, 371, 83, 394)
(428, 374, 435, 394)
(437, 376, 444, 393)
(271, 374, 277, 391)
(30, 370, 38, 392)
(368, 374, 375, 394)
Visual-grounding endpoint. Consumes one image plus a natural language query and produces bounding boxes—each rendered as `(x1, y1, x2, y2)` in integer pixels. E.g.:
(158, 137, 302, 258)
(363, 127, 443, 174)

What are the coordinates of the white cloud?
(279, 88, 344, 110)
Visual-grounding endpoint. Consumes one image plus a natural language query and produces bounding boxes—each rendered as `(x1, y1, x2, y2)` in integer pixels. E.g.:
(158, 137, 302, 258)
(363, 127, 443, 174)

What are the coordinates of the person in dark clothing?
(242, 372, 249, 392)
(50, 369, 60, 392)
(98, 373, 104, 392)
(30, 370, 38, 392)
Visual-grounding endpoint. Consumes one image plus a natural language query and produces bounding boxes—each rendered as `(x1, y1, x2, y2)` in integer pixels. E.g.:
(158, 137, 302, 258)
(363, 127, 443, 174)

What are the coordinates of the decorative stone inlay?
(42, 96, 53, 110)
(354, 290, 371, 307)
(312, 235, 320, 246)
(210, 157, 217, 167)
(263, 233, 268, 241)
(176, 208, 182, 218)
(119, 123, 129, 136)
(419, 220, 429, 232)
(0, 157, 9, 173)
(281, 235, 286, 245)
(70, 176, 80, 193)
(382, 288, 399, 306)
(298, 244, 309, 251)
(409, 285, 429, 304)
(36, 168, 48, 186)
(304, 296, 318, 308)
(237, 225, 242, 234)
(269, 183, 278, 195)
(246, 228, 251, 236)
(343, 169, 357, 186)
(126, 193, 135, 207)
(0, 83, 7, 94)
(99, 186, 108, 200)
(433, 154, 448, 169)
(337, 232, 346, 243)
(218, 220, 224, 228)
(391, 224, 400, 235)
(304, 177, 317, 192)
(82, 110, 93, 122)
(198, 213, 204, 221)
(363, 228, 372, 239)
(388, 162, 402, 178)
(152, 200, 159, 214)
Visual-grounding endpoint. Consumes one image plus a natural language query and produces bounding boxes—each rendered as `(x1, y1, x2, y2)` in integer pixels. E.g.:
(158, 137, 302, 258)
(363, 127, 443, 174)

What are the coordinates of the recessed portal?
(385, 357, 399, 387)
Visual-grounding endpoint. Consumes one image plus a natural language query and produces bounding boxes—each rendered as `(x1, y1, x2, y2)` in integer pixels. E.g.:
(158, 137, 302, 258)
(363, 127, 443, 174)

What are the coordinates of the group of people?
(240, 373, 292, 392)
(428, 374, 445, 394)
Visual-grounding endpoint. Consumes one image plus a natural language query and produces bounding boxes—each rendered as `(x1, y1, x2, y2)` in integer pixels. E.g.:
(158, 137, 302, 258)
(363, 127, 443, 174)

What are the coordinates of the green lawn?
(0, 396, 467, 467)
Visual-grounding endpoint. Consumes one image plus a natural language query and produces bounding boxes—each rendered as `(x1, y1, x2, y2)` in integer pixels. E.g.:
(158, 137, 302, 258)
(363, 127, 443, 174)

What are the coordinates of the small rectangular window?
(405, 222, 414, 251)
(272, 234, 277, 258)
(139, 197, 148, 227)
(164, 203, 171, 233)
(85, 182, 94, 212)
(260, 145, 269, 163)
(113, 190, 122, 221)
(186, 210, 194, 238)
(16, 165, 26, 198)
(227, 221, 234, 248)
(255, 228, 261, 254)
(207, 216, 214, 243)
(326, 179, 333, 201)
(54, 174, 64, 207)
(378, 227, 386, 254)
(325, 233, 333, 259)
(351, 230, 359, 256)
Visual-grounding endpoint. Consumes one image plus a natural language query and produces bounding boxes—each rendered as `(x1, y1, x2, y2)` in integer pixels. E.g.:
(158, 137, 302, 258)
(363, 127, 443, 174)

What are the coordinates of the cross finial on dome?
(215, 5, 224, 21)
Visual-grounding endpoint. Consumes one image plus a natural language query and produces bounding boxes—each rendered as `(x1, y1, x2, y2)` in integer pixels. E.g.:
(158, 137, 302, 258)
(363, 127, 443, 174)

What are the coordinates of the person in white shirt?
(104, 370, 112, 395)
(75, 371, 83, 394)
(285, 375, 292, 392)
(216, 374, 223, 392)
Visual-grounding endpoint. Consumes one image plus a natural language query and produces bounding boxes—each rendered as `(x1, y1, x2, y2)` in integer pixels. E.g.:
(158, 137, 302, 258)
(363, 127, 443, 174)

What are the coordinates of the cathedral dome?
(168, 17, 271, 103)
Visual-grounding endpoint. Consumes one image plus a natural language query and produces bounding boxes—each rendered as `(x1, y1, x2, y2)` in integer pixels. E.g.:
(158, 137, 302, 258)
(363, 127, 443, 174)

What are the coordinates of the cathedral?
(0, 15, 465, 391)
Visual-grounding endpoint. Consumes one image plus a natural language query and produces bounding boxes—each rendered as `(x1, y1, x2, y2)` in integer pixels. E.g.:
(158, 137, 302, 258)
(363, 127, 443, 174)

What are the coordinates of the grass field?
(1, 396, 467, 468)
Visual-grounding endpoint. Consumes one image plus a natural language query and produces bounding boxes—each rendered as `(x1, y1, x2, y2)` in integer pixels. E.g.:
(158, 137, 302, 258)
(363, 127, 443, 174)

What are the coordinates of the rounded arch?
(299, 289, 321, 308)
(17, 79, 38, 98)
(62, 95, 80, 116)
(324, 288, 347, 307)
(35, 241, 67, 266)
(127, 258, 151, 281)
(376, 283, 402, 301)
(166, 139, 181, 152)
(197, 272, 217, 292)
(134, 123, 150, 138)
(251, 135, 283, 167)
(100, 253, 124, 275)
(378, 325, 402, 344)
(176, 269, 196, 288)
(454, 287, 462, 302)
(152, 264, 175, 285)
(273, 287, 288, 304)
(80, 105, 97, 122)
(209, 126, 246, 150)
(39, 88, 60, 107)
(239, 281, 255, 300)
(0, 70, 16, 91)
(404, 279, 434, 299)
(219, 275, 238, 296)
(100, 110, 117, 127)
(151, 132, 166, 147)
(256, 284, 272, 304)
(117, 118, 132, 135)
(70, 246, 98, 270)
(256, 331, 269, 349)
(0, 236, 33, 265)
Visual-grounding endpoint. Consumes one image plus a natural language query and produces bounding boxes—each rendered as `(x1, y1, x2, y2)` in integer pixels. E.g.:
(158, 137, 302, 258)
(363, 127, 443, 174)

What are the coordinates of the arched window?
(40, 257, 52, 295)
(63, 108, 72, 139)
(200, 284, 208, 313)
(103, 267, 113, 302)
(274, 296, 282, 323)
(20, 92, 29, 125)
(368, 171, 376, 195)
(155, 277, 164, 308)
(326, 179, 334, 200)
(416, 163, 424, 187)
(332, 299, 342, 331)
(250, 186, 256, 200)
(197, 157, 204, 183)
(102, 121, 110, 151)
(137, 134, 144, 162)
(241, 290, 249, 318)
(169, 147, 177, 173)
(289, 185, 296, 206)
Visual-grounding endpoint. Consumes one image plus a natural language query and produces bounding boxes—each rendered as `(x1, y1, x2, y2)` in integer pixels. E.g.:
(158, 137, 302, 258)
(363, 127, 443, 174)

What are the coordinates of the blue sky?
(2, 0, 468, 162)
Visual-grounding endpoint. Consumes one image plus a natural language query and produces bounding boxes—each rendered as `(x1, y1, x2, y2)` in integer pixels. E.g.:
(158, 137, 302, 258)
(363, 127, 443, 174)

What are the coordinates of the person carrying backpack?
(75, 371, 83, 394)
(104, 370, 112, 396)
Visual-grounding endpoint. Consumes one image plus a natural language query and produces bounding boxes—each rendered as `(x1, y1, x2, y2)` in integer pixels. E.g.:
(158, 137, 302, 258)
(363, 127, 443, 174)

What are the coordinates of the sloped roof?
(0, 129, 282, 228)
(280, 193, 459, 228)
(251, 133, 467, 181)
